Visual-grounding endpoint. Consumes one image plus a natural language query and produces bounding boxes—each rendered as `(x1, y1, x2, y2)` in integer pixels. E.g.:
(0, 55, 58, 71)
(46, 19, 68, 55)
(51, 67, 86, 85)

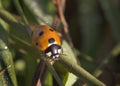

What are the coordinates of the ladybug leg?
(60, 47, 67, 56)
(49, 59, 55, 65)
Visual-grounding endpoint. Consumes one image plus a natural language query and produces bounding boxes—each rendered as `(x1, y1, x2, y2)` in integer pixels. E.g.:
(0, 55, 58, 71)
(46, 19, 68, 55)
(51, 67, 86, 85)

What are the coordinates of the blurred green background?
(0, 0, 120, 86)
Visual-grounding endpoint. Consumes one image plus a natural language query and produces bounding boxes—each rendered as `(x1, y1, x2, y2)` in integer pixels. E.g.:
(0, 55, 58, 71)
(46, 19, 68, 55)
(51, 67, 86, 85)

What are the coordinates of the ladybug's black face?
(45, 44, 61, 59)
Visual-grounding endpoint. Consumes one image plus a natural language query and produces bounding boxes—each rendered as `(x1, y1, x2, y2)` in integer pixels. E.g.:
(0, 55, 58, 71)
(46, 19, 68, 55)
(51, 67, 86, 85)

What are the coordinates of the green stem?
(59, 54, 106, 86)
(42, 57, 64, 86)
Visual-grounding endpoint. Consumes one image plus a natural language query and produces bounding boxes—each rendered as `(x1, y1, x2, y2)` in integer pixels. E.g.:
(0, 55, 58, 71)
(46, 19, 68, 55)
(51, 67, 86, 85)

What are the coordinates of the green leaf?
(44, 72, 53, 86)
(62, 40, 77, 64)
(0, 20, 18, 86)
(64, 73, 77, 86)
(62, 40, 78, 85)
(24, 0, 54, 25)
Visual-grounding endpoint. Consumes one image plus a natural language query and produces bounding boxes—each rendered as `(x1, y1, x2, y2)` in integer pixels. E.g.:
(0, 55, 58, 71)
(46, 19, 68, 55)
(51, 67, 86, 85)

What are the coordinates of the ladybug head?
(45, 44, 61, 60)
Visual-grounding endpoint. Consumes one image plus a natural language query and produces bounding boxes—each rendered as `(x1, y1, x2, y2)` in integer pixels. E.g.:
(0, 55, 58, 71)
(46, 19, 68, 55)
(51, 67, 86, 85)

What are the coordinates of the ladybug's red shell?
(31, 25, 61, 51)
(31, 25, 61, 59)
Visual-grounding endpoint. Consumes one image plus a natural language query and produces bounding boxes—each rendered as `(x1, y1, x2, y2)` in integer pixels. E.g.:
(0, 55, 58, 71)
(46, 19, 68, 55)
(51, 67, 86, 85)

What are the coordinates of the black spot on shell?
(39, 31, 44, 36)
(48, 38, 55, 43)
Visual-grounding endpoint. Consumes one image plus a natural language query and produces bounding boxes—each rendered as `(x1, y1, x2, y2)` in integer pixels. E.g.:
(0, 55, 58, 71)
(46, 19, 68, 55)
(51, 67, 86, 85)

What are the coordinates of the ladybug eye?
(49, 29, 54, 32)
(48, 38, 55, 43)
(39, 31, 44, 36)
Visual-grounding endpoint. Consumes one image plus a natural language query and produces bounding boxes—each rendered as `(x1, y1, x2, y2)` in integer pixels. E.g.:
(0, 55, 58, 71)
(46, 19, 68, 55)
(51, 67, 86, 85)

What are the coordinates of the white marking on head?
(58, 49, 61, 54)
(48, 42, 57, 47)
(46, 52, 52, 57)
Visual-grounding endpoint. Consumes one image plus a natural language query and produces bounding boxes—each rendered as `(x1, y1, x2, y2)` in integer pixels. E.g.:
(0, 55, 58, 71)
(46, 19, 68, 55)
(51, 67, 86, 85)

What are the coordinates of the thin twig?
(55, 0, 68, 32)
(32, 60, 44, 86)
(52, 15, 60, 28)
(61, 0, 66, 11)
(53, 0, 74, 48)
(52, 0, 65, 28)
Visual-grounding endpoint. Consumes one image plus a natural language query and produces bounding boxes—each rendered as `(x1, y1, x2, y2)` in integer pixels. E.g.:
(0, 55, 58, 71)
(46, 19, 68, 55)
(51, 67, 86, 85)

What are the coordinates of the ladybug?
(31, 25, 61, 60)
